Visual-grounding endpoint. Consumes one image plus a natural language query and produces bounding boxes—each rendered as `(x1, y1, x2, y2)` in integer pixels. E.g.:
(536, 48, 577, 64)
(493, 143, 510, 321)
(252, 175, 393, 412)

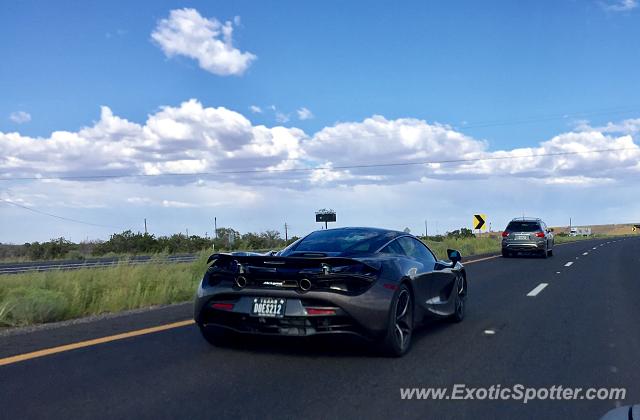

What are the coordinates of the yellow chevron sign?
(473, 214, 487, 231)
(633, 225, 638, 232)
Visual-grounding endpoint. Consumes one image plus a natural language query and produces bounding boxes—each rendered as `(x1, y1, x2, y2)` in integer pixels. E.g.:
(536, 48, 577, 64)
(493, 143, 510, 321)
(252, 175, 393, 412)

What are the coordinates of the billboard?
(315, 212, 336, 223)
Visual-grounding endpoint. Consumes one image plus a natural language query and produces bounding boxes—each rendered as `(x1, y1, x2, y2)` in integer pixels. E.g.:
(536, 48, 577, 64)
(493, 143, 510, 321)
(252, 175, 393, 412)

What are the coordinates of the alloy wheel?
(394, 289, 413, 351)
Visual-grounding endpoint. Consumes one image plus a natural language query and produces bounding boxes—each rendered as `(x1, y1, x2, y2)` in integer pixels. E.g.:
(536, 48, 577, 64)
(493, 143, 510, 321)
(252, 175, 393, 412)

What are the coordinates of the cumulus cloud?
(578, 118, 640, 135)
(601, 0, 637, 11)
(151, 8, 256, 76)
(249, 105, 262, 114)
(1, 99, 639, 190)
(0, 99, 306, 182)
(296, 107, 314, 120)
(9, 111, 31, 124)
(3, 103, 640, 242)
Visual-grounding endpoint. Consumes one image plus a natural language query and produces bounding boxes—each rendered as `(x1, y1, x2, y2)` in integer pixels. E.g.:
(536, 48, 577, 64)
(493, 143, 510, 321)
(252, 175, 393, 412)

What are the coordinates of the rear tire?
(501, 249, 510, 258)
(547, 248, 553, 257)
(199, 324, 232, 347)
(450, 275, 467, 323)
(379, 284, 413, 357)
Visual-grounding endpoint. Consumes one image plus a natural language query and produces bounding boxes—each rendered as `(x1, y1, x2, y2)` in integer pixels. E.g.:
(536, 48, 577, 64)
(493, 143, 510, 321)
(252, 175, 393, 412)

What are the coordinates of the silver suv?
(501, 217, 554, 258)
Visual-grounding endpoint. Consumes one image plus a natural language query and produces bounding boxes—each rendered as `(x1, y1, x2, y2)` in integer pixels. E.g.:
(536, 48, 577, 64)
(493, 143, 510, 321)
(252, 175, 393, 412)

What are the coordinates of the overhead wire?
(0, 198, 124, 229)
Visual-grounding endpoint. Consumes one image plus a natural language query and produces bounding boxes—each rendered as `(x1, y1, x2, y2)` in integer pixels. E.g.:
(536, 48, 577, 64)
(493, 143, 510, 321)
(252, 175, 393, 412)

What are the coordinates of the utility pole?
(284, 223, 288, 241)
(214, 217, 218, 239)
(425, 219, 428, 238)
(144, 218, 147, 234)
(186, 228, 189, 237)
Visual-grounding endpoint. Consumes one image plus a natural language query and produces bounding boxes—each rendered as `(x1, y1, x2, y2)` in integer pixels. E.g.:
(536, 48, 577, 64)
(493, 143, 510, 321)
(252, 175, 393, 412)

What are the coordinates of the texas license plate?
(515, 234, 529, 240)
(251, 297, 286, 318)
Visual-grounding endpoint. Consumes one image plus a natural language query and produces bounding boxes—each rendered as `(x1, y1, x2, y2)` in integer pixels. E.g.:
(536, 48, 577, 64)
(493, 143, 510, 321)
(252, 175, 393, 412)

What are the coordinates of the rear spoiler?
(206, 253, 381, 271)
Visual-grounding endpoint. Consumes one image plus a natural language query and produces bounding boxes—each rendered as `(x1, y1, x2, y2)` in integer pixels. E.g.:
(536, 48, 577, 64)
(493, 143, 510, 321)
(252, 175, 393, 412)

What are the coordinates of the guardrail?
(0, 255, 199, 275)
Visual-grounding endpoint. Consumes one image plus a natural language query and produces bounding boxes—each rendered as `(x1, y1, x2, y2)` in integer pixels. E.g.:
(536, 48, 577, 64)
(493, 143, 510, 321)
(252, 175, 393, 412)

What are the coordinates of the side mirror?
(447, 248, 462, 264)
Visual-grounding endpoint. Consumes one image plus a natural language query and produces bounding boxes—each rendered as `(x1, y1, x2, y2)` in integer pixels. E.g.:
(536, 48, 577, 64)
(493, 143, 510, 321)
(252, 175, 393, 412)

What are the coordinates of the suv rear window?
(506, 221, 541, 232)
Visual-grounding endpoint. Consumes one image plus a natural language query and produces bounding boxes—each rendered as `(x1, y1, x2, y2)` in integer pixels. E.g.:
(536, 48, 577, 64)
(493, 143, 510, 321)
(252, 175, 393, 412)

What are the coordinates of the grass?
(0, 234, 629, 328)
(0, 253, 209, 327)
(423, 237, 501, 260)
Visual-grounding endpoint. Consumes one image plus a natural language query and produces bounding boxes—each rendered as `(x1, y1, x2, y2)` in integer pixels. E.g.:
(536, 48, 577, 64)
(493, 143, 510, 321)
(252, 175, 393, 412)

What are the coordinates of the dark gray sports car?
(194, 227, 467, 356)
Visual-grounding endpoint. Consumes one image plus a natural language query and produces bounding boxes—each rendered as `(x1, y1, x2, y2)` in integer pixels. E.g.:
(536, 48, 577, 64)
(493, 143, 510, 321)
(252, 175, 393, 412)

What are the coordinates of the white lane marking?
(556, 271, 561, 274)
(483, 329, 496, 335)
(582, 252, 589, 256)
(565, 261, 574, 267)
(527, 283, 549, 297)
(592, 247, 597, 250)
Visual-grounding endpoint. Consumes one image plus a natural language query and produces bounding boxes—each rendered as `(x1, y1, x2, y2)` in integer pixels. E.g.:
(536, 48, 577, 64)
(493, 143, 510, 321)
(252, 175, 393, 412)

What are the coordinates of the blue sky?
(3, 0, 640, 147)
(1, 1, 640, 242)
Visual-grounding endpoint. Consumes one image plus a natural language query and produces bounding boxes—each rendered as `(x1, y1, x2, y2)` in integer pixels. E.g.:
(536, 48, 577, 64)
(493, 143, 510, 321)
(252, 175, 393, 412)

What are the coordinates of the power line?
(0, 198, 123, 229)
(0, 146, 637, 182)
(459, 105, 640, 129)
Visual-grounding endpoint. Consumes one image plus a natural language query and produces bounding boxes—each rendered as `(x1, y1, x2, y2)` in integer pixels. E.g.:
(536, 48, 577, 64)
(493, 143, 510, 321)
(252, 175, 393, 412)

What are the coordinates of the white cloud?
(601, 0, 638, 11)
(151, 8, 256, 76)
(297, 107, 314, 120)
(9, 111, 31, 124)
(1, 99, 639, 192)
(275, 112, 290, 123)
(249, 105, 262, 114)
(0, 99, 307, 183)
(162, 199, 196, 208)
(579, 118, 640, 135)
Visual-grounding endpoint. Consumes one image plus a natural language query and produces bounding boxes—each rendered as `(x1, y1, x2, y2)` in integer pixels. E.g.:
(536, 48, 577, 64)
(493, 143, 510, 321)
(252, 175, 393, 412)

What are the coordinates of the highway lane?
(0, 237, 638, 420)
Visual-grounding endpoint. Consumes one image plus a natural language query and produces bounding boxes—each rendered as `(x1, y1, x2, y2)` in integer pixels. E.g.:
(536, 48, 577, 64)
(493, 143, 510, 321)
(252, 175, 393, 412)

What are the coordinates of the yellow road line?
(0, 319, 194, 367)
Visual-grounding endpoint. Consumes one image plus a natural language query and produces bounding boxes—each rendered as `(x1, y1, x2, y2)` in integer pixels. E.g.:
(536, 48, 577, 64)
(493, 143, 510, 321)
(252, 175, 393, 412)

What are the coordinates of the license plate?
(515, 234, 529, 240)
(251, 297, 286, 318)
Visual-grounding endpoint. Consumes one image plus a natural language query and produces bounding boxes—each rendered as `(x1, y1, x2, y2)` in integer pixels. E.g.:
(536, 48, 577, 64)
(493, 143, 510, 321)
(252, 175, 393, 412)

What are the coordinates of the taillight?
(535, 232, 545, 238)
(211, 302, 234, 311)
(501, 231, 509, 238)
(306, 308, 336, 316)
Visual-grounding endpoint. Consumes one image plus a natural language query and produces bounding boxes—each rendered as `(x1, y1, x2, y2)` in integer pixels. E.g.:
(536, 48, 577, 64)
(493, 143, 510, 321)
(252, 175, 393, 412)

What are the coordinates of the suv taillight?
(501, 231, 509, 238)
(535, 231, 545, 238)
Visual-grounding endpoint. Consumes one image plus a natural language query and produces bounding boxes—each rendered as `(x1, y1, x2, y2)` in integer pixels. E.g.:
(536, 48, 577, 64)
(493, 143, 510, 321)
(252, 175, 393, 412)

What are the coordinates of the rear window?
(286, 229, 396, 254)
(506, 221, 541, 232)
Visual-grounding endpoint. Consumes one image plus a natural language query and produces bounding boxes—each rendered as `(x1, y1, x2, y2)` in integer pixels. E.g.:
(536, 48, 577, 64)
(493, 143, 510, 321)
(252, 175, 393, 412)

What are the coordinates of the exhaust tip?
(235, 276, 247, 288)
(299, 278, 311, 291)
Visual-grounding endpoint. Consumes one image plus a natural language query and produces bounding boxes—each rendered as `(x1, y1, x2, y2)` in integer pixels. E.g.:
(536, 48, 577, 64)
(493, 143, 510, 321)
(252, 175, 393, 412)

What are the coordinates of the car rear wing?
(206, 253, 381, 272)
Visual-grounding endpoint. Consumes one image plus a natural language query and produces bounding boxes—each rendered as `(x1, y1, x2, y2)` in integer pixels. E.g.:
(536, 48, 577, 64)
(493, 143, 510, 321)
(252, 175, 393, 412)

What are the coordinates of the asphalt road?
(1, 237, 638, 420)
